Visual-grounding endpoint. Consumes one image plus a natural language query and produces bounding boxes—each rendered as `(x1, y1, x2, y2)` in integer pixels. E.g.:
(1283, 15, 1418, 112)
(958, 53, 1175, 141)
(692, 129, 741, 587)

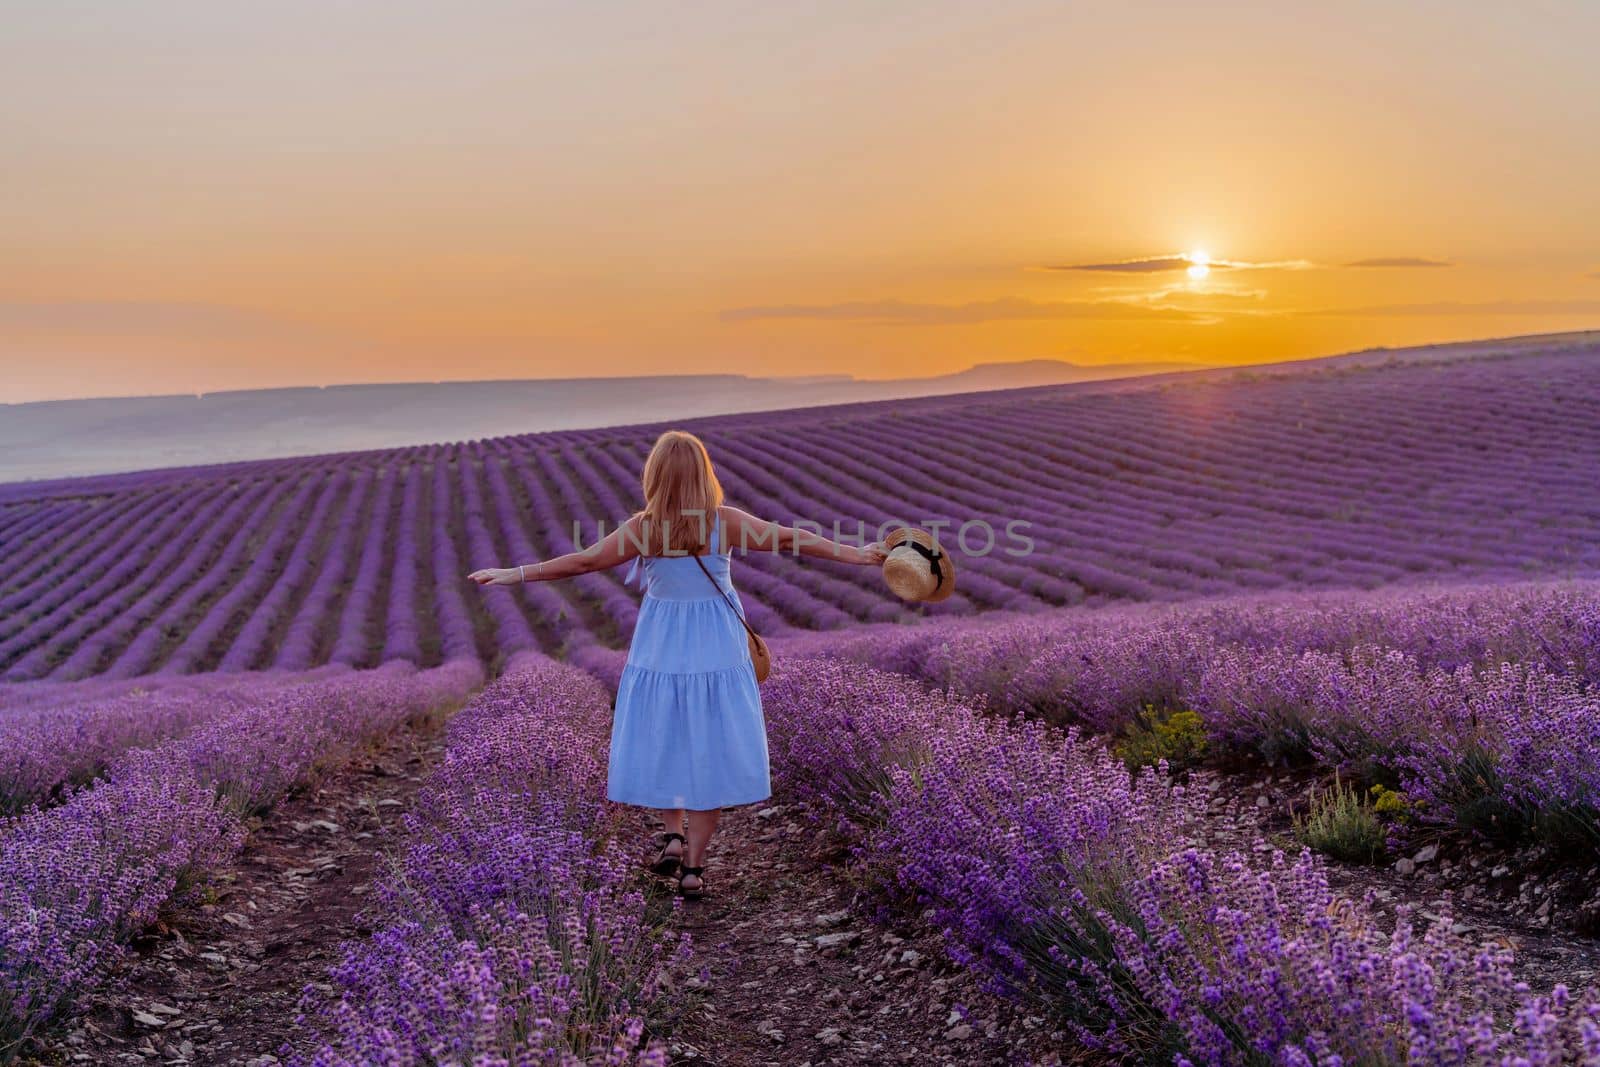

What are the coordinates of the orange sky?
(4, 2, 1600, 403)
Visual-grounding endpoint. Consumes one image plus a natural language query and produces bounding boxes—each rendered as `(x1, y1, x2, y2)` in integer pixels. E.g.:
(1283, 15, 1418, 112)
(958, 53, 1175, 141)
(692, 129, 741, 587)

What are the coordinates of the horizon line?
(0, 355, 1212, 408)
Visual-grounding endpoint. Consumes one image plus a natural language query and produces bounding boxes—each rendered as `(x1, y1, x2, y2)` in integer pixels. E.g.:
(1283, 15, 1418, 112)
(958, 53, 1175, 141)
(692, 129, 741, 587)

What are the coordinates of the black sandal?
(651, 832, 685, 876)
(677, 865, 705, 900)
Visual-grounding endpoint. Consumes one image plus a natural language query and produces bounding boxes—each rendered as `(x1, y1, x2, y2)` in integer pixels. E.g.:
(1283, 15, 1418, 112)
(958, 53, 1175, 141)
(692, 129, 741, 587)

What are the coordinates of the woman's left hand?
(859, 541, 889, 565)
(468, 567, 521, 586)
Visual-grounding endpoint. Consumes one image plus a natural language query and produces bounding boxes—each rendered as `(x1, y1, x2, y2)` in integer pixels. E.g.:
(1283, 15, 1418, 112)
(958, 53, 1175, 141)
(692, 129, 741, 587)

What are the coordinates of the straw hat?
(881, 527, 955, 603)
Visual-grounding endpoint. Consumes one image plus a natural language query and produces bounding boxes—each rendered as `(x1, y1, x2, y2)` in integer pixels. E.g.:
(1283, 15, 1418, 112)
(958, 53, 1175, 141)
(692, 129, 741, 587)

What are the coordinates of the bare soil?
(650, 802, 1069, 1066)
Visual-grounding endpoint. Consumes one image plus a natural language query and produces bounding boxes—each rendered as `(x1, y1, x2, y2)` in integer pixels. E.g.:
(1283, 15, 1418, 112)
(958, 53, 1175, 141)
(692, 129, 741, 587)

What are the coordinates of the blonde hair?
(637, 430, 724, 556)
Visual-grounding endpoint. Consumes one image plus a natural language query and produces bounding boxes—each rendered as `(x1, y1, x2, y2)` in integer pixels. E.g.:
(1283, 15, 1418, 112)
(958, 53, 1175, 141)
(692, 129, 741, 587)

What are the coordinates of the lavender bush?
(0, 669, 356, 812)
(760, 658, 1600, 1064)
(300, 654, 675, 1067)
(785, 580, 1600, 854)
(0, 752, 241, 1059)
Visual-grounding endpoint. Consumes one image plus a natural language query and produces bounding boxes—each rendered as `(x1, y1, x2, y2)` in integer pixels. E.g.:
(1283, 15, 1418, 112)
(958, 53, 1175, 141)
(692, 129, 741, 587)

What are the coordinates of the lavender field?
(3, 343, 1599, 684)
(6, 342, 1600, 1065)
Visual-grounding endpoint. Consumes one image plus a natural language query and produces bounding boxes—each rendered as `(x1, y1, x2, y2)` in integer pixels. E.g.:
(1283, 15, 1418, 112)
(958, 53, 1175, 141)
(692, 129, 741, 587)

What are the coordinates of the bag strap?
(692, 553, 761, 642)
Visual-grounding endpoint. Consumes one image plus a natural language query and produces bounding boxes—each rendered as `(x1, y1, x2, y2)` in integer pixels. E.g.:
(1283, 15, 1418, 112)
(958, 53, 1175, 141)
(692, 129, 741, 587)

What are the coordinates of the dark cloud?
(1343, 257, 1453, 268)
(1041, 255, 1314, 273)
(1041, 256, 1199, 273)
(1302, 299, 1600, 317)
(720, 298, 1206, 325)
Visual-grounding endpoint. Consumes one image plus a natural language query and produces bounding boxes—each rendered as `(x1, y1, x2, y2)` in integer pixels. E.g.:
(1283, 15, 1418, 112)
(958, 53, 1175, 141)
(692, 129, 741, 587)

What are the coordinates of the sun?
(1185, 249, 1211, 281)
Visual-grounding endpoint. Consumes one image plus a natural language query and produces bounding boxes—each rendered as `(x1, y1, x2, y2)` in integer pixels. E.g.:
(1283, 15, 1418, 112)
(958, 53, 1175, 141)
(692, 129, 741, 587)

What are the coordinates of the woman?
(469, 430, 887, 897)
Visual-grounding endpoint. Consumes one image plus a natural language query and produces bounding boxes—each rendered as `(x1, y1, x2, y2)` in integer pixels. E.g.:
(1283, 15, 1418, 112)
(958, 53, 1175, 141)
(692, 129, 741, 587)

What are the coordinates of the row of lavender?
(298, 654, 675, 1066)
(0, 659, 479, 1062)
(4, 346, 1600, 680)
(0, 666, 358, 814)
(785, 579, 1600, 854)
(760, 658, 1600, 1064)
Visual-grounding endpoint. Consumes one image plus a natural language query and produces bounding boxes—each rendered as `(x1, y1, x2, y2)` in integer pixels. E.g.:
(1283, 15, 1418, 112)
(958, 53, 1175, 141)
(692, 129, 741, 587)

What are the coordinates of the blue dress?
(607, 515, 771, 810)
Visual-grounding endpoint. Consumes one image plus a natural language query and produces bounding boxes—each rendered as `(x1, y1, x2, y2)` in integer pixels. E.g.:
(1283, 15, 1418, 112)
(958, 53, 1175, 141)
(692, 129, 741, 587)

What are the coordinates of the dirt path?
(65, 725, 446, 1066)
(655, 802, 1065, 1067)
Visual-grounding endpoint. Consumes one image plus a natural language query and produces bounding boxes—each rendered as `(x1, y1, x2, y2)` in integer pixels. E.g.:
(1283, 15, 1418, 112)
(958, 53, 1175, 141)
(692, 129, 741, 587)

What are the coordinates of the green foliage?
(1115, 707, 1209, 774)
(1293, 774, 1386, 864)
(1369, 783, 1412, 818)
(1529, 803, 1600, 856)
(1427, 749, 1597, 854)
(1434, 748, 1529, 843)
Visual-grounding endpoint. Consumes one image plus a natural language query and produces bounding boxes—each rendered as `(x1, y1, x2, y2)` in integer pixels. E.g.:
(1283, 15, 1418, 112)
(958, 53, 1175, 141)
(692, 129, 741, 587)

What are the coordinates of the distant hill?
(0, 358, 1200, 482)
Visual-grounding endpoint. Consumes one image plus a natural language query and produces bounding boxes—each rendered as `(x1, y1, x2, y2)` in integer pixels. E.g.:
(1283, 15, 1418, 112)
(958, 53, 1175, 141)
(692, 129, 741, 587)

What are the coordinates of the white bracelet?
(519, 564, 528, 582)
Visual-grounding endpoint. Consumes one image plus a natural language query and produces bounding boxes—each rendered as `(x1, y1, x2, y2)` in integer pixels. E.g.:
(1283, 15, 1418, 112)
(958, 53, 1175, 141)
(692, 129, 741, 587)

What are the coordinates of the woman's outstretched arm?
(468, 515, 646, 586)
(719, 506, 887, 565)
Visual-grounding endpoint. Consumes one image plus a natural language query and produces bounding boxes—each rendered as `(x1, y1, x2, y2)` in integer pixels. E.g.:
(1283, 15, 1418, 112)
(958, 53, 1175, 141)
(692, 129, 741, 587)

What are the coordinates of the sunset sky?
(4, 1, 1600, 403)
